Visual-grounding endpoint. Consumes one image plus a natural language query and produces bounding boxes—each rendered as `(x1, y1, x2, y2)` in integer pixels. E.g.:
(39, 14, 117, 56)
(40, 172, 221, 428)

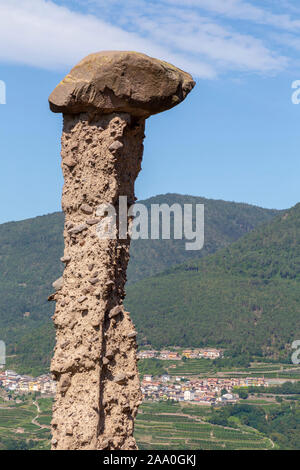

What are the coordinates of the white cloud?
(0, 0, 290, 78)
(273, 32, 300, 51)
(0, 1, 157, 69)
(132, 13, 287, 73)
(0, 0, 215, 77)
(162, 0, 300, 30)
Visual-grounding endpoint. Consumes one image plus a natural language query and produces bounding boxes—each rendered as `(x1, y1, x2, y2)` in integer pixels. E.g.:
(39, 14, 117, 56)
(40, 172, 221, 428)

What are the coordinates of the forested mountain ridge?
(126, 194, 280, 282)
(0, 194, 280, 374)
(125, 204, 300, 359)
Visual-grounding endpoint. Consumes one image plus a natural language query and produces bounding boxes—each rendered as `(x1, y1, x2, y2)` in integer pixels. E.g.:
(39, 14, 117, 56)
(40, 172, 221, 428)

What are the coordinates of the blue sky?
(0, 0, 300, 224)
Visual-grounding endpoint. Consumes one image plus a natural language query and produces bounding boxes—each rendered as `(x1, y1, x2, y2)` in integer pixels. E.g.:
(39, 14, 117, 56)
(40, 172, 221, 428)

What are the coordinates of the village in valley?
(0, 366, 268, 406)
(0, 370, 55, 396)
(137, 347, 223, 361)
(0, 348, 298, 451)
(0, 347, 268, 405)
(141, 374, 267, 405)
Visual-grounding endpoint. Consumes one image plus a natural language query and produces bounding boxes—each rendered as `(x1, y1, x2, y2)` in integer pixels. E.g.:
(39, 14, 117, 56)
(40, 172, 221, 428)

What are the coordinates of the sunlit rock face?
(49, 51, 195, 451)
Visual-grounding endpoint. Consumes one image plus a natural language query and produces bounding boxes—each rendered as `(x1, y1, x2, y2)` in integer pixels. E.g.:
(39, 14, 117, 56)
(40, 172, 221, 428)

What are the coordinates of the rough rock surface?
(49, 50, 194, 451)
(51, 113, 144, 450)
(49, 51, 195, 117)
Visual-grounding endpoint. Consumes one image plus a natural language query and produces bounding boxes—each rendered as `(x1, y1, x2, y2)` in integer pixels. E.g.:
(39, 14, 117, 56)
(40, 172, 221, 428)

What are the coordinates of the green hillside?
(0, 194, 280, 374)
(127, 194, 280, 283)
(126, 204, 300, 359)
(0, 213, 64, 373)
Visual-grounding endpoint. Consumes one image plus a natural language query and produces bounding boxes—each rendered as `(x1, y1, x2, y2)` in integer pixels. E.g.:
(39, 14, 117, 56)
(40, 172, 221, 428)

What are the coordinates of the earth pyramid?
(48, 50, 195, 450)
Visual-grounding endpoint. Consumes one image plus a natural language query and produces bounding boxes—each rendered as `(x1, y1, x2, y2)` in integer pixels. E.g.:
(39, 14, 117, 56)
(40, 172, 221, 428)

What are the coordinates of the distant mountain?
(0, 194, 280, 374)
(127, 194, 280, 283)
(126, 204, 300, 359)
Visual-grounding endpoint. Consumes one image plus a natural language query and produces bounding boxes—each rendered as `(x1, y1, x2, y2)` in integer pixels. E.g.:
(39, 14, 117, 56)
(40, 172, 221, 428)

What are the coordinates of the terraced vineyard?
(135, 402, 274, 450)
(0, 397, 275, 450)
(166, 359, 216, 376)
(0, 399, 51, 450)
(148, 359, 300, 379)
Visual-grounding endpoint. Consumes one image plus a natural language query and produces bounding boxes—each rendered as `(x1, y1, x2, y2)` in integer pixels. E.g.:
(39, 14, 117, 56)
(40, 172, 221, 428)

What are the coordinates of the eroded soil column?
(49, 50, 195, 451)
(51, 113, 144, 450)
